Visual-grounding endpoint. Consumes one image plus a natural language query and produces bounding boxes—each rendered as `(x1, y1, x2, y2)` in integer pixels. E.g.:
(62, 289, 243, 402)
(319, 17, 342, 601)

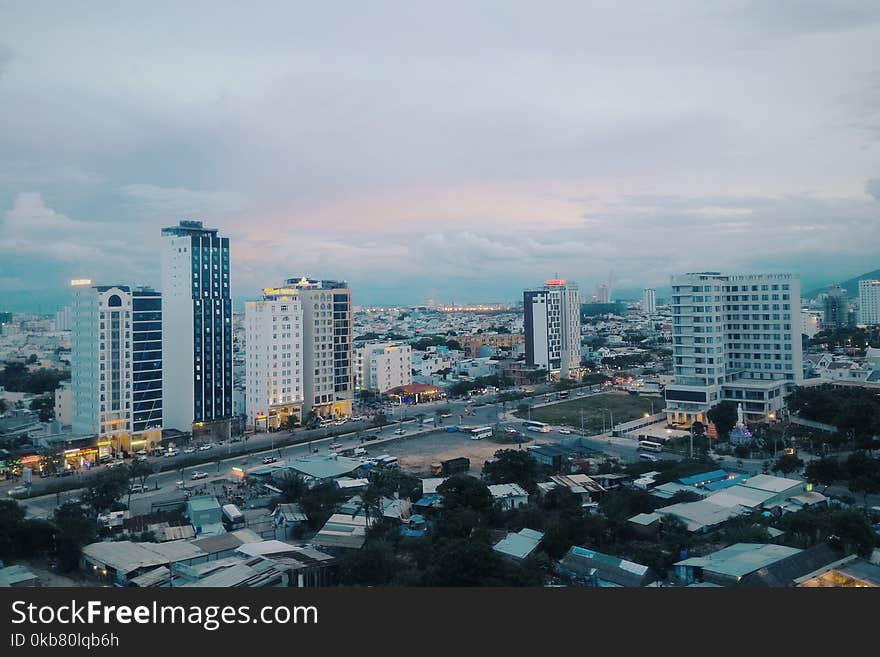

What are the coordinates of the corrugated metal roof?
(741, 474, 803, 493)
(675, 543, 802, 578)
(493, 528, 544, 560)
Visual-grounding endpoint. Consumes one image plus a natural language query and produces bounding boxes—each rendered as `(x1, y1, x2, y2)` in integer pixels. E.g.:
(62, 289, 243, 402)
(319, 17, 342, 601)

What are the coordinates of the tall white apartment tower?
(524, 278, 581, 378)
(859, 279, 880, 325)
(664, 272, 802, 427)
(161, 220, 233, 440)
(642, 288, 657, 315)
(283, 277, 353, 418)
(245, 287, 304, 430)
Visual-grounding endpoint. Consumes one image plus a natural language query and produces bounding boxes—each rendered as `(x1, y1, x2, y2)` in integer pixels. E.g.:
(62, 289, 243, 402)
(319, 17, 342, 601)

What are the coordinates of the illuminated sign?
(545, 279, 566, 286)
(70, 278, 92, 287)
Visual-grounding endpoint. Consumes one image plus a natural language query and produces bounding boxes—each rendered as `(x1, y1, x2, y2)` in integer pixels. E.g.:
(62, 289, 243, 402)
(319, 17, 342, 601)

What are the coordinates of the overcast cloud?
(1, 1, 879, 310)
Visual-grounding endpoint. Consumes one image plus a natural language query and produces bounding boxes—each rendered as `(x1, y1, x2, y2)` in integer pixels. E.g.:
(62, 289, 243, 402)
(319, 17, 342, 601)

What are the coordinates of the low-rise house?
(493, 528, 544, 561)
(796, 554, 880, 587)
(555, 546, 655, 587)
(488, 483, 529, 511)
(0, 564, 39, 587)
(186, 496, 224, 536)
(272, 503, 308, 538)
(674, 543, 839, 587)
(311, 513, 369, 551)
(537, 474, 606, 505)
(81, 540, 206, 586)
(627, 512, 662, 537)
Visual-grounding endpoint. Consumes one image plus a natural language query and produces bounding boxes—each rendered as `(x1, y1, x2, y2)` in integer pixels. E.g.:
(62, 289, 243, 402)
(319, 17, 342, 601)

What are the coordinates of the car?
(106, 460, 125, 469)
(639, 454, 660, 462)
(262, 456, 278, 464)
(230, 437, 243, 443)
(57, 469, 74, 478)
(504, 427, 518, 435)
(354, 447, 367, 456)
(365, 434, 379, 442)
(7, 485, 29, 497)
(558, 428, 572, 435)
(440, 413, 451, 418)
(198, 443, 213, 451)
(183, 447, 196, 454)
(164, 449, 179, 458)
(328, 442, 342, 450)
(333, 419, 348, 426)
(175, 481, 187, 490)
(350, 415, 365, 422)
(191, 471, 208, 480)
(394, 428, 406, 435)
(129, 484, 146, 494)
(135, 455, 148, 462)
(135, 449, 148, 456)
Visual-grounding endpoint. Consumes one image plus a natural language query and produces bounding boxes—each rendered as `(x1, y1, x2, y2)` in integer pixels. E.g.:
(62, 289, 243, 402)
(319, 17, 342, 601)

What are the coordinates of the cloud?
(866, 178, 880, 201)
(119, 184, 245, 217)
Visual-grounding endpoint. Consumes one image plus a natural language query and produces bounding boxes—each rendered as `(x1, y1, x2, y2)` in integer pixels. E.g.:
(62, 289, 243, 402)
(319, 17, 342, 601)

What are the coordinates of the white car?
(191, 471, 208, 480)
(333, 419, 348, 426)
(198, 443, 213, 451)
(183, 447, 196, 454)
(354, 447, 367, 456)
(394, 428, 406, 435)
(262, 456, 278, 464)
(558, 428, 572, 434)
(504, 427, 518, 435)
(328, 442, 342, 450)
(164, 449, 180, 458)
(7, 485, 29, 497)
(129, 484, 146, 494)
(350, 416, 365, 422)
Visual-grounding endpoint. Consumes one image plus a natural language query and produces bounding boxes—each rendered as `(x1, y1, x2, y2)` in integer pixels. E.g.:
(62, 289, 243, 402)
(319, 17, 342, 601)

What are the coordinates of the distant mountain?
(803, 268, 880, 300)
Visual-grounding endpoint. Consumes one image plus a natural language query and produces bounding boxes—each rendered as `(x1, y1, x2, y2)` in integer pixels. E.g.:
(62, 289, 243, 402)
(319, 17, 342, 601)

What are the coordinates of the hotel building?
(523, 278, 581, 377)
(664, 272, 802, 427)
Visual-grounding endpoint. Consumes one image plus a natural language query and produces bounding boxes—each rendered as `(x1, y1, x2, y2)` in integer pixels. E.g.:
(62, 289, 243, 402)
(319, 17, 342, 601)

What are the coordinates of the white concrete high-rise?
(282, 277, 353, 418)
(858, 279, 880, 325)
(245, 288, 304, 430)
(664, 272, 802, 427)
(524, 278, 581, 377)
(161, 220, 232, 439)
(355, 342, 412, 393)
(642, 288, 657, 315)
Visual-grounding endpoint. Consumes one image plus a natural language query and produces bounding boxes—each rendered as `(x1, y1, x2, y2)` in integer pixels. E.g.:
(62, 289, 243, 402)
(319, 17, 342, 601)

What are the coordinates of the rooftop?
(493, 528, 544, 560)
(676, 543, 802, 579)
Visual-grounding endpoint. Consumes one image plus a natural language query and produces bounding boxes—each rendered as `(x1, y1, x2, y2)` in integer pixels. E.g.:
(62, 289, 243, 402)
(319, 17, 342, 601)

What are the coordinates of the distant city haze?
(2, 2, 880, 311)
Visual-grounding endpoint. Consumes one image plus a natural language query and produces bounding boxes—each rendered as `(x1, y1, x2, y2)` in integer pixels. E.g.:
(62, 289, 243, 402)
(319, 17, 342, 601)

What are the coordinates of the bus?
(470, 427, 493, 440)
(522, 420, 551, 433)
(637, 440, 663, 453)
(379, 456, 400, 469)
(221, 504, 245, 530)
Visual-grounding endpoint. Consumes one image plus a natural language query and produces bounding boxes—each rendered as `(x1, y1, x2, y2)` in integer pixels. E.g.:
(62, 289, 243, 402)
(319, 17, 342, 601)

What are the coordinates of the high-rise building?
(596, 283, 611, 304)
(642, 288, 657, 315)
(664, 272, 802, 427)
(71, 280, 162, 455)
(245, 287, 304, 431)
(355, 342, 413, 393)
(283, 277, 353, 418)
(821, 285, 848, 330)
(131, 287, 163, 434)
(523, 278, 581, 377)
(858, 279, 880, 325)
(53, 305, 72, 332)
(161, 220, 233, 439)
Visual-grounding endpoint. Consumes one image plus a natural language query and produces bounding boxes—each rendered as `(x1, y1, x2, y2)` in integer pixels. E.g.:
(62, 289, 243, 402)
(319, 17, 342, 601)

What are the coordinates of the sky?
(1, 1, 879, 312)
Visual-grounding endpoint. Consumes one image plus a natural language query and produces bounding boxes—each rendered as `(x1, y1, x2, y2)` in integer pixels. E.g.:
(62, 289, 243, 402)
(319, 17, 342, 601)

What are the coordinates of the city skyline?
(2, 3, 880, 311)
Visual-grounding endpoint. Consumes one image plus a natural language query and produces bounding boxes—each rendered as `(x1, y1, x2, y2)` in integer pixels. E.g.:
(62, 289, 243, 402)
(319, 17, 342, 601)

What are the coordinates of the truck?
(221, 503, 245, 530)
(430, 456, 471, 476)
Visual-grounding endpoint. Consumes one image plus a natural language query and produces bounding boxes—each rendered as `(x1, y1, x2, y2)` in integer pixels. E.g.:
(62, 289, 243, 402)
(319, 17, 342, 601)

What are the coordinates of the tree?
(82, 468, 130, 514)
(803, 458, 841, 492)
(690, 421, 706, 440)
(276, 473, 307, 503)
(338, 539, 401, 586)
(53, 502, 97, 572)
(482, 449, 540, 494)
(0, 500, 26, 562)
(771, 454, 804, 475)
(526, 369, 548, 384)
(303, 410, 320, 430)
(126, 460, 153, 507)
(437, 475, 493, 515)
(707, 401, 738, 439)
(372, 412, 388, 428)
(445, 339, 462, 351)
